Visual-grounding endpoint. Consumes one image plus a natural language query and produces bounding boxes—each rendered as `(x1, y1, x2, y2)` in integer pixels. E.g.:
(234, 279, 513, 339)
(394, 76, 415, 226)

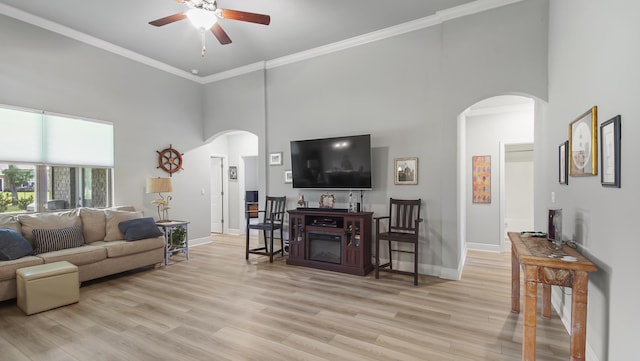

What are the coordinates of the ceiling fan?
(149, 0, 271, 56)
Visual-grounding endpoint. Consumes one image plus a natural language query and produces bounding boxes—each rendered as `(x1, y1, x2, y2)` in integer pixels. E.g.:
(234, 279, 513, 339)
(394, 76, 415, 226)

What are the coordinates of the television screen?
(290, 134, 372, 189)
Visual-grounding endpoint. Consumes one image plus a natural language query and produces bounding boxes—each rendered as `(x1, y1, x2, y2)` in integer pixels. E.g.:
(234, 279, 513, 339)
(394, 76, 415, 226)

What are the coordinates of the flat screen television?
(290, 134, 372, 189)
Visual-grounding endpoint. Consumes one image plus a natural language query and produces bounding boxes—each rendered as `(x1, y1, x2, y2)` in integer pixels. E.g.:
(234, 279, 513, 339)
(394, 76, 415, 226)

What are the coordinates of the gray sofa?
(0, 206, 165, 302)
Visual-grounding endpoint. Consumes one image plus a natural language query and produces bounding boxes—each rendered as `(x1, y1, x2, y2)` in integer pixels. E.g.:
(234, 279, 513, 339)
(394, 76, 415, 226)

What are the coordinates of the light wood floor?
(0, 234, 570, 361)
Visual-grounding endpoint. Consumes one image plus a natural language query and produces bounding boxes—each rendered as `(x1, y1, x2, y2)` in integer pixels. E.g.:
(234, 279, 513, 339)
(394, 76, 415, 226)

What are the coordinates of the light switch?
(551, 191, 555, 203)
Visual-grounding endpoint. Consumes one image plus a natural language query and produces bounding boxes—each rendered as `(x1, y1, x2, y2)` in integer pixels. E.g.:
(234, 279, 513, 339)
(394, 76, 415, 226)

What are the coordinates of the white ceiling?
(1, 0, 495, 81)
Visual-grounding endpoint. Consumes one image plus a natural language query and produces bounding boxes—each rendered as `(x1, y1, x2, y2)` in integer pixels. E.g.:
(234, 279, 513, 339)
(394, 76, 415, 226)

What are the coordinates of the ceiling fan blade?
(220, 9, 271, 25)
(149, 13, 187, 27)
(211, 23, 232, 45)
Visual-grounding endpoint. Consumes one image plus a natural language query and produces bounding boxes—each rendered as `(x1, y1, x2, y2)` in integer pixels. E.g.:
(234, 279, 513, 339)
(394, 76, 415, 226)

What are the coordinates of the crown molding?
(199, 62, 266, 84)
(216, 0, 523, 82)
(1, 0, 523, 85)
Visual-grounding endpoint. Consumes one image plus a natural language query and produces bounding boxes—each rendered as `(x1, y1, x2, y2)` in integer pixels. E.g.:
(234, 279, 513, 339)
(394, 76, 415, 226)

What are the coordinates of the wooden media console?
(287, 208, 373, 276)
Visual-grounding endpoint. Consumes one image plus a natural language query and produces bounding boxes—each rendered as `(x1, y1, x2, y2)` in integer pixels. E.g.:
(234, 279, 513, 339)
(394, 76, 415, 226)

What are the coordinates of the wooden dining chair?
(245, 196, 286, 263)
(374, 198, 423, 285)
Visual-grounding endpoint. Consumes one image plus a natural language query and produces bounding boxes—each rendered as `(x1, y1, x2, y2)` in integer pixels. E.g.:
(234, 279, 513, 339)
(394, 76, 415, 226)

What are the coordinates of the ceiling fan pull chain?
(200, 28, 206, 57)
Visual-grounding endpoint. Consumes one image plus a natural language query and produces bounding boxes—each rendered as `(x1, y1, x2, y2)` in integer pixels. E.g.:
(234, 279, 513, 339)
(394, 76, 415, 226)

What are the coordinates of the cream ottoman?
(16, 261, 79, 315)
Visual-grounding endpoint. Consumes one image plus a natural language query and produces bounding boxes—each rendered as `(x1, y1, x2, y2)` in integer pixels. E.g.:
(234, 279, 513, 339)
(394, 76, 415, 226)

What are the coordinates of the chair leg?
(280, 228, 284, 257)
(269, 229, 274, 263)
(413, 241, 419, 286)
(375, 236, 380, 279)
(387, 240, 393, 270)
(245, 226, 250, 260)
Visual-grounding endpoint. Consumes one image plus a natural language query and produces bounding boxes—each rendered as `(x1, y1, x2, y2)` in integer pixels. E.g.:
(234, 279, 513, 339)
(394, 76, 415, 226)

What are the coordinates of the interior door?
(211, 157, 224, 233)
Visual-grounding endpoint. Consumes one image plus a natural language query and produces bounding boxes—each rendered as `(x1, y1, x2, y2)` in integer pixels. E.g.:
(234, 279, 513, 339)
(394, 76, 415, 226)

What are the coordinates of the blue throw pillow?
(0, 228, 34, 260)
(118, 217, 163, 241)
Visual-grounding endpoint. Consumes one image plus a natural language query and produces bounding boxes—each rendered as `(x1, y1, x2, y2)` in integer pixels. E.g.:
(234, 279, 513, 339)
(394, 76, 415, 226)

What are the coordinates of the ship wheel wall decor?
(157, 144, 184, 176)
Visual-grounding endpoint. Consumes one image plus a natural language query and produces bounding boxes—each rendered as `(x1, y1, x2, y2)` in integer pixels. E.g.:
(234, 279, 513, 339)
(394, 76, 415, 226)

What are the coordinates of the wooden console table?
(287, 208, 373, 276)
(508, 232, 597, 361)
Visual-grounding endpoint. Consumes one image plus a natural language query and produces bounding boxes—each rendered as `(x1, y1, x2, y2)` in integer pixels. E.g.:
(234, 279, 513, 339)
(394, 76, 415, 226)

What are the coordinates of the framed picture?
(229, 166, 237, 180)
(284, 170, 292, 184)
(269, 152, 283, 166)
(600, 114, 621, 187)
(559, 141, 569, 185)
(569, 106, 598, 176)
(472, 155, 491, 204)
(319, 193, 335, 208)
(394, 157, 418, 185)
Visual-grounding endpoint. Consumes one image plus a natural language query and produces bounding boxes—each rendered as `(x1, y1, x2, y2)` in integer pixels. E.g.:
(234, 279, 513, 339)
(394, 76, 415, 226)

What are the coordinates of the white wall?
(542, 1, 640, 359)
(203, 0, 549, 278)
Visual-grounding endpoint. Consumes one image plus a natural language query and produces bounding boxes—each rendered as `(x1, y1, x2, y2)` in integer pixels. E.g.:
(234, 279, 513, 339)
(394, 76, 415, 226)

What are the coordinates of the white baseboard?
(466, 242, 503, 252)
(189, 236, 212, 247)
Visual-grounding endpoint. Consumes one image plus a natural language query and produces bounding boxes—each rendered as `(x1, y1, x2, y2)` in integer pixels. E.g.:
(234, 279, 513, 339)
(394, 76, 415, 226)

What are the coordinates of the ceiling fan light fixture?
(186, 8, 217, 30)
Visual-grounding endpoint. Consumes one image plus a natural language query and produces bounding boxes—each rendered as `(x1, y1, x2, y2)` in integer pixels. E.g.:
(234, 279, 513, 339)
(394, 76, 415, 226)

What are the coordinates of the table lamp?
(146, 177, 173, 222)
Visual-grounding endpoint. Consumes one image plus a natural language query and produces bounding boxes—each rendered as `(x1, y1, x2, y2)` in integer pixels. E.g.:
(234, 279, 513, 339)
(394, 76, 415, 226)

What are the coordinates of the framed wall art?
(269, 152, 283, 166)
(229, 166, 238, 180)
(600, 114, 621, 187)
(284, 170, 292, 184)
(319, 193, 335, 208)
(472, 155, 491, 204)
(559, 141, 569, 185)
(569, 106, 598, 176)
(394, 157, 418, 185)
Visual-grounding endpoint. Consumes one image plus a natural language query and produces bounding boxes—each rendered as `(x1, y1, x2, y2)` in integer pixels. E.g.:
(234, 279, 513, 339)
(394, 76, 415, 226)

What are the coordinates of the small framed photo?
(269, 152, 283, 166)
(284, 170, 292, 184)
(569, 106, 598, 176)
(394, 157, 418, 185)
(559, 141, 568, 185)
(229, 166, 237, 180)
(600, 114, 621, 187)
(319, 193, 335, 208)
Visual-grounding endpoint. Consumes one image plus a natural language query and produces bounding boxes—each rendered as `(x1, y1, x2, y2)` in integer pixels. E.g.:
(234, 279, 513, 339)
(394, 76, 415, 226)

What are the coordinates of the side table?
(156, 221, 190, 265)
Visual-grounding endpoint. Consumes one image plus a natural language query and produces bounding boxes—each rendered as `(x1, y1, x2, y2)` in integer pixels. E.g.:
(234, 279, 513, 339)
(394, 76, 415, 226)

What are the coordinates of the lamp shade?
(146, 177, 172, 193)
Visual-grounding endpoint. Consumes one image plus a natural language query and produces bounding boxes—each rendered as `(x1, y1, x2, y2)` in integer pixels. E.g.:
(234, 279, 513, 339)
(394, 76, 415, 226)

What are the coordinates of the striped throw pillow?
(32, 225, 85, 255)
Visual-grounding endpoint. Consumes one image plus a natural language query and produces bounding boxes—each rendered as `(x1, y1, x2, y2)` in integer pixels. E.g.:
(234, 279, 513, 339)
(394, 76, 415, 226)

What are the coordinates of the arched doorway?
(207, 130, 259, 235)
(457, 95, 536, 253)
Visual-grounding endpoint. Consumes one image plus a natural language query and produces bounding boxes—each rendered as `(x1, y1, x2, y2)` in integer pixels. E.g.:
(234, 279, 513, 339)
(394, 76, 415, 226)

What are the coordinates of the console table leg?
(570, 271, 589, 361)
(511, 246, 520, 313)
(542, 284, 552, 318)
(523, 264, 538, 361)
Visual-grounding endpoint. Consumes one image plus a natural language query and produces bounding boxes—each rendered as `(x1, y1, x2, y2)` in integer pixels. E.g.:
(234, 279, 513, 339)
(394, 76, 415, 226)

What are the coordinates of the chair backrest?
(388, 198, 421, 234)
(263, 196, 287, 224)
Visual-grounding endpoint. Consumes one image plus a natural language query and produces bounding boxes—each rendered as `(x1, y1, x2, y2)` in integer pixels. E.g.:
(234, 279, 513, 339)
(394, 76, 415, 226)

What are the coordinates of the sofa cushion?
(0, 229, 33, 260)
(79, 207, 107, 243)
(104, 210, 143, 241)
(18, 210, 81, 242)
(90, 237, 165, 258)
(32, 225, 85, 255)
(118, 217, 163, 241)
(0, 214, 21, 233)
(36, 245, 107, 266)
(0, 256, 43, 281)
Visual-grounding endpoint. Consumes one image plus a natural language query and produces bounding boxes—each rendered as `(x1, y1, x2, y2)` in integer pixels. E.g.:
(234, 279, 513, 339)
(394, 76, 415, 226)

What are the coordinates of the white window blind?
(0, 107, 43, 163)
(0, 105, 114, 167)
(45, 114, 114, 167)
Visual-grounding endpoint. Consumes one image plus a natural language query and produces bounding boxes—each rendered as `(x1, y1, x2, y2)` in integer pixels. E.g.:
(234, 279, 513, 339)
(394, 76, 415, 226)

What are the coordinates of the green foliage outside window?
(0, 193, 12, 212)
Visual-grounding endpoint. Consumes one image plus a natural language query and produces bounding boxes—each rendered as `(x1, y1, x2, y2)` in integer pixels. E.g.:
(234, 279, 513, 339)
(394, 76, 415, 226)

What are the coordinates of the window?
(0, 105, 114, 213)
